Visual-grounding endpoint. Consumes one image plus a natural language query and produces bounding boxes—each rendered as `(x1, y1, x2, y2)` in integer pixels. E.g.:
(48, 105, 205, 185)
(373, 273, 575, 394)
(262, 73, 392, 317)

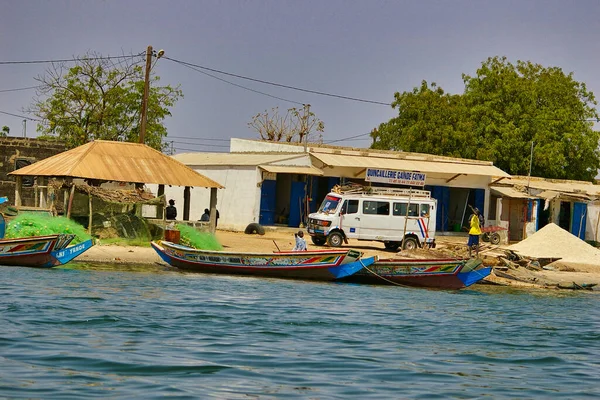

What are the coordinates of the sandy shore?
(75, 228, 600, 290)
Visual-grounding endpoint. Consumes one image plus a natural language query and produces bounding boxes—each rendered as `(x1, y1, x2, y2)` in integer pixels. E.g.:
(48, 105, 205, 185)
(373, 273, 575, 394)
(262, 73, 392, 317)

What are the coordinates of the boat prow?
(0, 234, 94, 268)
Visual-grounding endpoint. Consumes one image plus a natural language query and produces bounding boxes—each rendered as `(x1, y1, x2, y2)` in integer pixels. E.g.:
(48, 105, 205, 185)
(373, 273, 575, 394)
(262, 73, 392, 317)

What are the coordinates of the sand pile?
(508, 223, 600, 271)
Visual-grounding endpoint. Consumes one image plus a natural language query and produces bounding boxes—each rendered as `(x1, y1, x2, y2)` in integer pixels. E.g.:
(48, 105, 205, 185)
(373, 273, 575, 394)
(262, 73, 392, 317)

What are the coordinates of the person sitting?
(200, 208, 210, 222)
(293, 230, 307, 251)
(165, 199, 177, 220)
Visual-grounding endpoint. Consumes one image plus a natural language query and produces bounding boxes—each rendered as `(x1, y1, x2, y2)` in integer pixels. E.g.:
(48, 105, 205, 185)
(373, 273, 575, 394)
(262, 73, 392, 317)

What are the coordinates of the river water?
(1, 263, 598, 399)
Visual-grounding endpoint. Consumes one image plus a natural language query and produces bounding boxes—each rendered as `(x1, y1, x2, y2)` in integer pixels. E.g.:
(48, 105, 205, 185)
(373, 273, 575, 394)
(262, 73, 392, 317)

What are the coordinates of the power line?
(167, 135, 230, 142)
(164, 56, 392, 106)
(0, 53, 145, 65)
(324, 132, 373, 144)
(169, 140, 229, 148)
(0, 85, 41, 93)
(0, 110, 40, 121)
(169, 58, 304, 105)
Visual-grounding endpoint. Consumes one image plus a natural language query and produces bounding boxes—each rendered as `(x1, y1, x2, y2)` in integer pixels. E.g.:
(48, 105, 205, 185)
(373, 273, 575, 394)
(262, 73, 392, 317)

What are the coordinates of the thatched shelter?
(9, 140, 224, 233)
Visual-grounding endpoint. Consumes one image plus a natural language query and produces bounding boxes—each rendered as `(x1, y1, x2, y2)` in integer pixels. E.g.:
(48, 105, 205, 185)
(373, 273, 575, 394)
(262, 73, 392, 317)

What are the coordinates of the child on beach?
(293, 230, 307, 251)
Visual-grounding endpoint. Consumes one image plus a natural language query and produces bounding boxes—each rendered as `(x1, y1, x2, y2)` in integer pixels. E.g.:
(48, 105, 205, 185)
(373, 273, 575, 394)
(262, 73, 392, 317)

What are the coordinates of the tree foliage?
(1, 126, 9, 137)
(29, 51, 183, 150)
(372, 56, 600, 181)
(248, 104, 324, 143)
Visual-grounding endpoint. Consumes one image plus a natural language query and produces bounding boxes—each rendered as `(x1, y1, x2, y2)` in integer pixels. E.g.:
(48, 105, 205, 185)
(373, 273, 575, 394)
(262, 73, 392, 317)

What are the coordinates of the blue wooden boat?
(342, 257, 491, 289)
(0, 233, 94, 268)
(151, 240, 375, 281)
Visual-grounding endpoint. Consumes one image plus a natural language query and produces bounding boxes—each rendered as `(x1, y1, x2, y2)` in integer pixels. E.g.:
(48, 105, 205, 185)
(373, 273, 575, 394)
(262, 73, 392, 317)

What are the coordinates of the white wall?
(147, 166, 262, 231)
(585, 202, 600, 242)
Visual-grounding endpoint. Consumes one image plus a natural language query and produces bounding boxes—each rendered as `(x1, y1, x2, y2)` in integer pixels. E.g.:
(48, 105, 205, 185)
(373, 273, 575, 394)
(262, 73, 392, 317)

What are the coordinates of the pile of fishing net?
(176, 224, 222, 251)
(5, 213, 91, 245)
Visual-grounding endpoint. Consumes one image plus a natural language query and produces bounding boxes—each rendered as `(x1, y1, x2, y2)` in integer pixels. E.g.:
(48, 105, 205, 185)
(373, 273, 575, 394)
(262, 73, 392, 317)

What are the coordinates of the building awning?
(491, 186, 535, 199)
(259, 165, 324, 176)
(311, 152, 510, 178)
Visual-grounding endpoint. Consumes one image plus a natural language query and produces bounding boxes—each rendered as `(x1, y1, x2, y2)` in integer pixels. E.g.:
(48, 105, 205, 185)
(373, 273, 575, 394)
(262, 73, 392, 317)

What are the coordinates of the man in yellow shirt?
(468, 207, 482, 258)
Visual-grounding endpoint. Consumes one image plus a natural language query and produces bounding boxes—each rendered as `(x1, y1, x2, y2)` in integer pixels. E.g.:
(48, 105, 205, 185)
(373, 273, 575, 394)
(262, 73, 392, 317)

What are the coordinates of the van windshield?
(318, 195, 341, 214)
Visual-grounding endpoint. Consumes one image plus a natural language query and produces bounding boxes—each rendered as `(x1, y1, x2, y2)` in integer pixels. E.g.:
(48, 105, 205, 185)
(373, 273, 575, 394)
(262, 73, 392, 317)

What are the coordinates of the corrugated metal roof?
(502, 176, 600, 196)
(311, 153, 510, 177)
(9, 141, 223, 188)
(491, 186, 535, 199)
(259, 165, 324, 176)
(173, 152, 304, 166)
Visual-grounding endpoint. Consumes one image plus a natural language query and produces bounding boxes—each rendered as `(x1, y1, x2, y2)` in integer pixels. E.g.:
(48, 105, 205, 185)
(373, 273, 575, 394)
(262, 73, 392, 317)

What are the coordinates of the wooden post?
(209, 187, 218, 234)
(66, 185, 76, 218)
(139, 45, 153, 144)
(157, 184, 165, 219)
(63, 188, 68, 216)
(183, 186, 191, 221)
(88, 193, 93, 234)
(15, 176, 22, 207)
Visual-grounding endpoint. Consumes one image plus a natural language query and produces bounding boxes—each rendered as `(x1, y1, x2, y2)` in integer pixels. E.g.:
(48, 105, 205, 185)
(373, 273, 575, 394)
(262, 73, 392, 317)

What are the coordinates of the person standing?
(165, 199, 177, 220)
(468, 207, 482, 258)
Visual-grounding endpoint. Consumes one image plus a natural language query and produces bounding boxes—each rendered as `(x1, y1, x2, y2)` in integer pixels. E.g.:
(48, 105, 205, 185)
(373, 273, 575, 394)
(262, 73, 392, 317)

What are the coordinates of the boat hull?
(343, 257, 491, 289)
(151, 241, 373, 281)
(0, 234, 93, 268)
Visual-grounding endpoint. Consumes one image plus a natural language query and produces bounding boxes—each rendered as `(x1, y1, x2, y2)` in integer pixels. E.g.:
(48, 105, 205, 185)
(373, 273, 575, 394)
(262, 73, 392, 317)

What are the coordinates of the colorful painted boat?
(0, 234, 94, 268)
(151, 240, 375, 281)
(342, 257, 491, 289)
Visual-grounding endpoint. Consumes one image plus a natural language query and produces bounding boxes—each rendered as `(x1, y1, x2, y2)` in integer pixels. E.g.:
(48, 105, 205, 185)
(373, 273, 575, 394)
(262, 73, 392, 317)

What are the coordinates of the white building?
(153, 139, 510, 233)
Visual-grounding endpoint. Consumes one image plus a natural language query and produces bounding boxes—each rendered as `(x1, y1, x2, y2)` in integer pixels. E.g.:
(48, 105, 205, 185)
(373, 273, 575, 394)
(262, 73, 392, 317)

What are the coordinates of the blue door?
(571, 202, 587, 239)
(474, 189, 485, 217)
(288, 181, 306, 228)
(259, 180, 276, 225)
(0, 213, 5, 239)
(427, 186, 450, 231)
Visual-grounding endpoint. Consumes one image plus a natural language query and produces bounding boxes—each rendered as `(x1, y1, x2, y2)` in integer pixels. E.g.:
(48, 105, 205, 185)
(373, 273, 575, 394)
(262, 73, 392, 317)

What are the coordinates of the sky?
(1, 0, 600, 153)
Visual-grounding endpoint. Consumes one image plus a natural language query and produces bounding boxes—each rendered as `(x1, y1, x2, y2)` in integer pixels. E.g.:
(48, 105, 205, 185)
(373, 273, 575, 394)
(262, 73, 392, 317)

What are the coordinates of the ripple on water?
(0, 264, 599, 399)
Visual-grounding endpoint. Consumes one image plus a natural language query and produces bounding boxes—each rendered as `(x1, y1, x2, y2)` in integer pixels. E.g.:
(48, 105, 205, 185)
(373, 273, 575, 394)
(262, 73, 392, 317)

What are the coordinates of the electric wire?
(324, 132, 373, 144)
(166, 135, 230, 142)
(0, 85, 41, 93)
(164, 56, 392, 106)
(0, 53, 145, 65)
(170, 58, 305, 105)
(0, 110, 40, 121)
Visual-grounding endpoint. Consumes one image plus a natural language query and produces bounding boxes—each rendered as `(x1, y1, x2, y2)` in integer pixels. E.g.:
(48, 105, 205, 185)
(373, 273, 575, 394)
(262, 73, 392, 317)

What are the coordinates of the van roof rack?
(332, 185, 430, 198)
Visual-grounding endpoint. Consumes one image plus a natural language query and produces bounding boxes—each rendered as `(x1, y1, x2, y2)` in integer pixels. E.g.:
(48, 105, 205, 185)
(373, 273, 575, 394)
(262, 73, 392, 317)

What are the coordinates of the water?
(1, 264, 599, 399)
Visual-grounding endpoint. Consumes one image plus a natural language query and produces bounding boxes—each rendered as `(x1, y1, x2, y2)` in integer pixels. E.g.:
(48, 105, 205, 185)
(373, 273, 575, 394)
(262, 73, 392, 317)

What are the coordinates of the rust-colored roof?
(9, 140, 223, 188)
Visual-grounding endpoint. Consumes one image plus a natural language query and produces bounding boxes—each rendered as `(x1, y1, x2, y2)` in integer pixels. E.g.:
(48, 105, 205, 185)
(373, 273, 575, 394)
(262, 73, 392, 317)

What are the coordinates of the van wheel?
(327, 232, 344, 247)
(311, 236, 326, 246)
(244, 223, 265, 235)
(402, 237, 418, 250)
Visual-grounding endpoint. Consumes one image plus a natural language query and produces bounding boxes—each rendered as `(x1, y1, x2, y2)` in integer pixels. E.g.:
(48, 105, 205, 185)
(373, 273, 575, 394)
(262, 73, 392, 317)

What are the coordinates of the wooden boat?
(151, 240, 375, 281)
(0, 234, 94, 268)
(342, 257, 492, 289)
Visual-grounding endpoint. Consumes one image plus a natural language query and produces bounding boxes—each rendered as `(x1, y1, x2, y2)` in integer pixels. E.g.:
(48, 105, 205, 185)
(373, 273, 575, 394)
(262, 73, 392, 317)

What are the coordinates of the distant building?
(157, 138, 510, 232)
(490, 176, 600, 242)
(0, 137, 67, 207)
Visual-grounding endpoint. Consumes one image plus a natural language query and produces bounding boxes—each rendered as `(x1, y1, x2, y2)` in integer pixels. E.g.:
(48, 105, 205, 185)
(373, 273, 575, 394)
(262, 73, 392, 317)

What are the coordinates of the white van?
(307, 188, 436, 250)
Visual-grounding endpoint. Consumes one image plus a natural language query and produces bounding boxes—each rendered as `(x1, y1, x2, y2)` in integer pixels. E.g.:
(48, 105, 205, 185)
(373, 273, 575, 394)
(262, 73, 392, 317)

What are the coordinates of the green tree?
(371, 81, 475, 159)
(248, 104, 324, 143)
(372, 57, 600, 181)
(29, 51, 183, 150)
(1, 126, 9, 137)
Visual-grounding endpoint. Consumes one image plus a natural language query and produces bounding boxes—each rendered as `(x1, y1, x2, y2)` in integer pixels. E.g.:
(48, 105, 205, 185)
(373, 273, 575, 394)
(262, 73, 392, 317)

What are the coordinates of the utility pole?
(139, 45, 153, 144)
(22, 119, 27, 137)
